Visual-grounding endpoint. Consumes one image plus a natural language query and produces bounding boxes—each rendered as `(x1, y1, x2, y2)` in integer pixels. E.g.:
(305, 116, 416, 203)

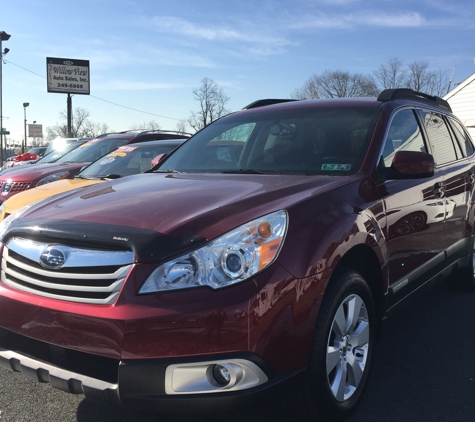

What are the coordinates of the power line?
(4, 59, 181, 121)
(88, 95, 181, 121)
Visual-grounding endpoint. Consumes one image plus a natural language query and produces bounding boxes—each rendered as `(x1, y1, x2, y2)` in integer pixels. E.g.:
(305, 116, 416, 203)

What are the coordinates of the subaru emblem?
(1, 183, 12, 195)
(39, 247, 66, 269)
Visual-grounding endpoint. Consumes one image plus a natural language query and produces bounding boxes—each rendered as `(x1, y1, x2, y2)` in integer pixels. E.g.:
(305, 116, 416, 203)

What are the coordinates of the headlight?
(139, 210, 288, 293)
(36, 171, 70, 186)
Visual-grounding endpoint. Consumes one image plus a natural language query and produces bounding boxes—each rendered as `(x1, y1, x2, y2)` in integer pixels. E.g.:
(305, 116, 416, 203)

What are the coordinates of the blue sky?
(1, 0, 474, 145)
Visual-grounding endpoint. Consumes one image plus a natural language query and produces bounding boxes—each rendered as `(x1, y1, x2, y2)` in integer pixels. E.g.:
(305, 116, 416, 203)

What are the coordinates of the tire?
(290, 269, 376, 420)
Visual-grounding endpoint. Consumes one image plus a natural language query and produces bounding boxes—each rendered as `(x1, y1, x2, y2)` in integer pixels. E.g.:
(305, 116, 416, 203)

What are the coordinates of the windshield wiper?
(152, 169, 181, 174)
(100, 174, 123, 180)
(220, 169, 273, 174)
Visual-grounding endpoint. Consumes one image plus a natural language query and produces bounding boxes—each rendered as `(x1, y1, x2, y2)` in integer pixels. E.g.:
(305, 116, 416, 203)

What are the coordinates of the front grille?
(1, 237, 134, 305)
(0, 181, 31, 194)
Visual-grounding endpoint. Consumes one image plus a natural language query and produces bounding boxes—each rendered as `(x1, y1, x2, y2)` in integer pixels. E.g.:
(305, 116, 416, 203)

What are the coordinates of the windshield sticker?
(100, 156, 117, 165)
(115, 146, 137, 153)
(79, 139, 101, 148)
(106, 152, 127, 158)
(321, 164, 352, 171)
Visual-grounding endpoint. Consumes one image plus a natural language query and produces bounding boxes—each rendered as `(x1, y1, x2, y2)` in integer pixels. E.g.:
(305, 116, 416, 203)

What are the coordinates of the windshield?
(27, 147, 46, 155)
(36, 142, 84, 164)
(44, 138, 78, 155)
(78, 143, 182, 179)
(56, 137, 128, 163)
(160, 107, 380, 176)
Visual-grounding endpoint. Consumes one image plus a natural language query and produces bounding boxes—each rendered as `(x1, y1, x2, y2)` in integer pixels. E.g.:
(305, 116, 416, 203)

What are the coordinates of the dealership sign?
(46, 57, 90, 95)
(28, 124, 43, 138)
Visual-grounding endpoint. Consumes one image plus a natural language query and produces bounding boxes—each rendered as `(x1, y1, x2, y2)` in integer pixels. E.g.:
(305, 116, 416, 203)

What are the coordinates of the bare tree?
(406, 61, 448, 96)
(291, 70, 378, 100)
(430, 69, 451, 97)
(187, 78, 230, 131)
(374, 58, 406, 89)
(175, 119, 191, 135)
(317, 70, 379, 98)
(406, 61, 432, 92)
(291, 74, 320, 100)
(45, 107, 110, 140)
(295, 60, 450, 101)
(128, 120, 161, 131)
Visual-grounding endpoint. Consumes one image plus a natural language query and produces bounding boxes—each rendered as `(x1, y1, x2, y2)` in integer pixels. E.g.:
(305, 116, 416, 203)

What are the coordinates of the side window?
(419, 110, 457, 165)
(449, 117, 475, 157)
(382, 109, 426, 167)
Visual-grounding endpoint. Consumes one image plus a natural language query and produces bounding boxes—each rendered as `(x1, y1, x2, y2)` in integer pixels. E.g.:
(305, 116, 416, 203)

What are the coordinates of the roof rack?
(242, 99, 298, 110)
(377, 88, 452, 113)
(134, 129, 193, 137)
(95, 129, 193, 138)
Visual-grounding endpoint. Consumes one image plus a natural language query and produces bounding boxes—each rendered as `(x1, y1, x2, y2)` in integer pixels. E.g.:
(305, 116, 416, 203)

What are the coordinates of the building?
(444, 72, 475, 140)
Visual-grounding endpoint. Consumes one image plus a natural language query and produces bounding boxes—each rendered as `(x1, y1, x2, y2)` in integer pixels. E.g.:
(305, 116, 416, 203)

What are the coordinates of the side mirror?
(390, 150, 435, 179)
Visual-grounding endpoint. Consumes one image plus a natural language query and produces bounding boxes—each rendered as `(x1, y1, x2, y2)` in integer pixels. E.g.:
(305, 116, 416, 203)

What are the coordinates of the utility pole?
(0, 31, 11, 166)
(446, 65, 456, 94)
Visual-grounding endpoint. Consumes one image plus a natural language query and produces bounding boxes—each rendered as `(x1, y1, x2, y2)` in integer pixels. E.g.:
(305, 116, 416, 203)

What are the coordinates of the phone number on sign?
(56, 83, 85, 89)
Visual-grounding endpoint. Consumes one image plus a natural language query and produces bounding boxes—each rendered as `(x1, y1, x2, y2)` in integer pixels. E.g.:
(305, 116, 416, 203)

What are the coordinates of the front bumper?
(0, 327, 303, 412)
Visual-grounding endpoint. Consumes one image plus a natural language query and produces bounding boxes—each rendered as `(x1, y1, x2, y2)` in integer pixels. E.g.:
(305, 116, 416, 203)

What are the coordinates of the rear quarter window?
(449, 117, 475, 158)
(419, 110, 458, 165)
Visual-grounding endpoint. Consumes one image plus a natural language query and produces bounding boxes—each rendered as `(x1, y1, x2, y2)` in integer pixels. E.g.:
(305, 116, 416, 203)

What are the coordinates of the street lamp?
(0, 31, 11, 165)
(23, 102, 29, 153)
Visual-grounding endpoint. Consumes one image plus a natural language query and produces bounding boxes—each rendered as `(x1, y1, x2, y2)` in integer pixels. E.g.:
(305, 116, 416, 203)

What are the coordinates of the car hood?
(3, 179, 103, 216)
(0, 162, 90, 182)
(5, 172, 349, 262)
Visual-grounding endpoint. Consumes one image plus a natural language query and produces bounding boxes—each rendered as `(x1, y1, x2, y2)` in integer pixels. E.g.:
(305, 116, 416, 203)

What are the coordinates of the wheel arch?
(335, 244, 385, 325)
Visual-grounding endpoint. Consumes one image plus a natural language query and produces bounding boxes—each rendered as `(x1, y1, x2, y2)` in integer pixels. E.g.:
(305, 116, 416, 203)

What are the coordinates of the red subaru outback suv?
(0, 130, 190, 204)
(0, 90, 473, 420)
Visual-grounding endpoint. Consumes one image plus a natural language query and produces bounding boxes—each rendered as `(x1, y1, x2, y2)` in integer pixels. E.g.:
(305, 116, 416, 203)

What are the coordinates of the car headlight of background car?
(139, 210, 288, 293)
(36, 171, 70, 187)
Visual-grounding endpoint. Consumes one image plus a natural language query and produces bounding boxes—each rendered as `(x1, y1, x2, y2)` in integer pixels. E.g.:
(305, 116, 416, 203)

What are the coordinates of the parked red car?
(0, 130, 189, 204)
(0, 90, 473, 419)
(2, 146, 47, 170)
(12, 147, 47, 162)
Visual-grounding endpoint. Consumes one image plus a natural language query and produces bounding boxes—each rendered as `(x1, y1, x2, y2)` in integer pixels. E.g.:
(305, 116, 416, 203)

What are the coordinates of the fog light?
(212, 364, 231, 386)
(165, 358, 268, 395)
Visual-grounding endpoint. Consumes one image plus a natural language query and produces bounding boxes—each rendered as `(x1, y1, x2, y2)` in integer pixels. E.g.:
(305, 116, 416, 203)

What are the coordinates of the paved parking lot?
(1, 278, 474, 421)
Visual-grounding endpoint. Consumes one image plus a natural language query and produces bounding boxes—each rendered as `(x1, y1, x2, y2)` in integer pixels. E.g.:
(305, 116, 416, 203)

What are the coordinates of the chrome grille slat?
(1, 237, 135, 305)
(7, 237, 133, 268)
(5, 252, 132, 281)
(3, 261, 128, 292)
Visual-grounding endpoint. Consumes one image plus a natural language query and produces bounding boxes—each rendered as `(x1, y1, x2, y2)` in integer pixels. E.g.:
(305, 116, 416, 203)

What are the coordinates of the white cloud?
(360, 12, 427, 27)
(289, 11, 427, 30)
(143, 16, 291, 48)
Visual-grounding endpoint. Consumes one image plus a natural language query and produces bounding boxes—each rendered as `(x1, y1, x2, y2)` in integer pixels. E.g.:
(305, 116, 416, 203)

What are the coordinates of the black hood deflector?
(4, 218, 207, 263)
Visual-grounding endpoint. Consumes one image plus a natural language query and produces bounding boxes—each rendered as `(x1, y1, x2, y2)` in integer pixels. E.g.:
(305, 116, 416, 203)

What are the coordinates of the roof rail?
(96, 129, 193, 137)
(242, 99, 298, 110)
(135, 129, 194, 137)
(377, 88, 452, 113)
(119, 129, 147, 133)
